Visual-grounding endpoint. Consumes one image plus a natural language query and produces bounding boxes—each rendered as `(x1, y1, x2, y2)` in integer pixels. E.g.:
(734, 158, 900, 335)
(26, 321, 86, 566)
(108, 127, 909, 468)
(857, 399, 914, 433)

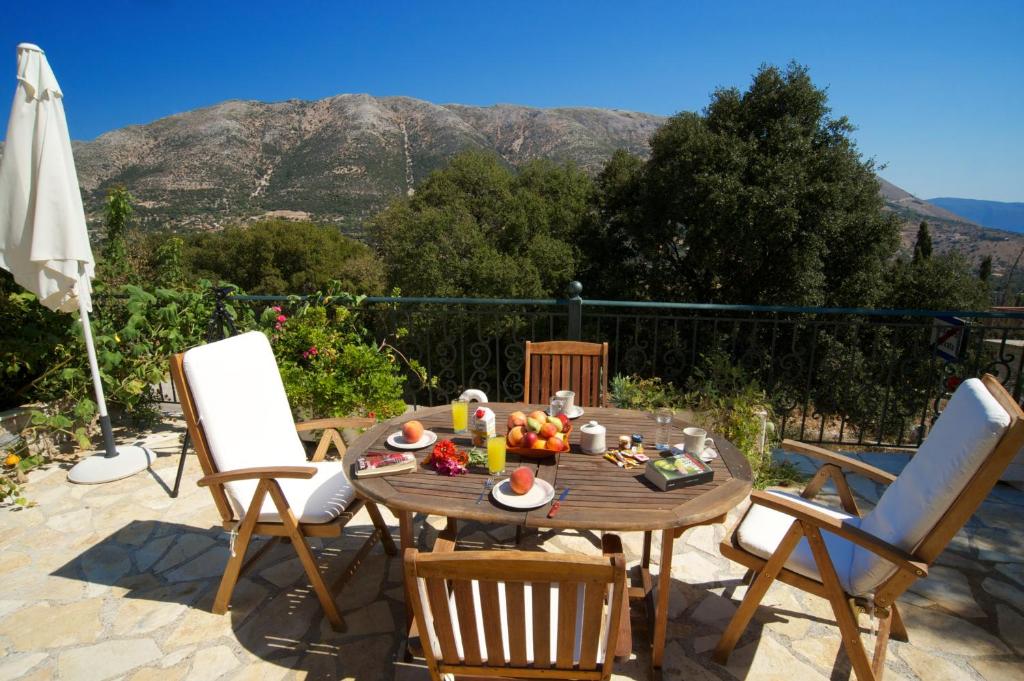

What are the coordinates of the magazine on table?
(355, 451, 417, 477)
(644, 447, 713, 491)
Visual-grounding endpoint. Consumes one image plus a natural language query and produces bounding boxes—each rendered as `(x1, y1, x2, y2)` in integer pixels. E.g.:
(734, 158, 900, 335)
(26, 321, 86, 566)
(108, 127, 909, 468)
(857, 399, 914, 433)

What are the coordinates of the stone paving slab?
(0, 420, 1021, 680)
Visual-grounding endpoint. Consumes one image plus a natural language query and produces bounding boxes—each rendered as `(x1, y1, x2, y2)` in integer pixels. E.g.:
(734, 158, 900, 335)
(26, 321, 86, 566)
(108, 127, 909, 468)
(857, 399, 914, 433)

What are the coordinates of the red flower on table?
(424, 439, 467, 476)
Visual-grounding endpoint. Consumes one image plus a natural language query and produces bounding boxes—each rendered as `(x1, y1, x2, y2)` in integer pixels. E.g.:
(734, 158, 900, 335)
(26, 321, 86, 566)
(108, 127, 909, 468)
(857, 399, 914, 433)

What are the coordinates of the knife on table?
(547, 487, 570, 518)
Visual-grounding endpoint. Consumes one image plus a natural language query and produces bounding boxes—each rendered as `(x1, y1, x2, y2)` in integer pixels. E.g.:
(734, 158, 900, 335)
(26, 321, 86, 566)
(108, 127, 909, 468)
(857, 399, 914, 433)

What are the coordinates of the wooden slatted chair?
(169, 331, 397, 630)
(405, 536, 627, 681)
(712, 374, 1024, 680)
(523, 340, 609, 408)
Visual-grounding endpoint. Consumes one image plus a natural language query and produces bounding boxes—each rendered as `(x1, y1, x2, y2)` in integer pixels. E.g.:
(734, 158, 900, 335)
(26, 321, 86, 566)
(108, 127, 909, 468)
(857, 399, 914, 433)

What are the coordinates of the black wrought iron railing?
(188, 282, 1024, 450)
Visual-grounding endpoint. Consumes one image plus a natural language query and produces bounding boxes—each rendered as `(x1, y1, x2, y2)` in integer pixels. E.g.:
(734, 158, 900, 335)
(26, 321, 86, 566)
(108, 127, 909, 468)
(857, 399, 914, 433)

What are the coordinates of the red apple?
(402, 420, 424, 443)
(522, 432, 539, 449)
(509, 466, 534, 494)
(556, 413, 570, 430)
(539, 422, 558, 439)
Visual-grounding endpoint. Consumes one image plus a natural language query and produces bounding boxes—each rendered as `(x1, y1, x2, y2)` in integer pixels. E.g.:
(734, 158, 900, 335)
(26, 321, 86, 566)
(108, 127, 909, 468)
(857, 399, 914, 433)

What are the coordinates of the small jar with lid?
(631, 433, 644, 455)
(618, 435, 631, 451)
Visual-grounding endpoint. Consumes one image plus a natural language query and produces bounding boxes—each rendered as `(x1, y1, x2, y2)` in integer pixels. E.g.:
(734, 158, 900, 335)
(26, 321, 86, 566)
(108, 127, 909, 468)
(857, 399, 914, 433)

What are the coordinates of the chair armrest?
(295, 417, 375, 432)
(750, 491, 927, 579)
(197, 466, 317, 487)
(782, 439, 897, 485)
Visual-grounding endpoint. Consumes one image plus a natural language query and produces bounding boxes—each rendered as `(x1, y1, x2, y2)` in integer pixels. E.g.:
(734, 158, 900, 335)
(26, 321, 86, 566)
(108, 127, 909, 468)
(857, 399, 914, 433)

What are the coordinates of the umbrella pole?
(66, 284, 154, 484)
(77, 294, 118, 458)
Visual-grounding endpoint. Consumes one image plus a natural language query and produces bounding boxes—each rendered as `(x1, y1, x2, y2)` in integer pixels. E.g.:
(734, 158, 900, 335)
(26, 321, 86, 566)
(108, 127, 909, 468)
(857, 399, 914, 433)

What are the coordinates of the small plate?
(672, 443, 719, 463)
(491, 477, 555, 509)
(387, 430, 438, 450)
(548, 405, 585, 420)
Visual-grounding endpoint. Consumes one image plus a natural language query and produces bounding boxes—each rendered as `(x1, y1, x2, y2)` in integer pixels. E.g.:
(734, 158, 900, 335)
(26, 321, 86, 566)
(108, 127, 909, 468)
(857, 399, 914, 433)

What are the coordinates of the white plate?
(672, 443, 718, 463)
(491, 477, 555, 509)
(548, 405, 585, 420)
(387, 430, 437, 450)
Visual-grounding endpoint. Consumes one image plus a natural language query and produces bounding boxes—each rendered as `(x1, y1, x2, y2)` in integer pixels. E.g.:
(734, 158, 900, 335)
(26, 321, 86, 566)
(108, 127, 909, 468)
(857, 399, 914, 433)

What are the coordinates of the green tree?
(913, 220, 933, 263)
(371, 151, 593, 297)
(97, 186, 135, 285)
(885, 252, 990, 311)
(584, 62, 899, 306)
(184, 220, 384, 295)
(979, 255, 993, 282)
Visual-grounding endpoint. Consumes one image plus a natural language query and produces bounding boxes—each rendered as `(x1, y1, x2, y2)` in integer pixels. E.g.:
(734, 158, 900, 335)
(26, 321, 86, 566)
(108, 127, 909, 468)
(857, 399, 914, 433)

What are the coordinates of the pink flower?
(272, 306, 282, 312)
(274, 323, 282, 331)
(276, 314, 287, 323)
(308, 346, 318, 356)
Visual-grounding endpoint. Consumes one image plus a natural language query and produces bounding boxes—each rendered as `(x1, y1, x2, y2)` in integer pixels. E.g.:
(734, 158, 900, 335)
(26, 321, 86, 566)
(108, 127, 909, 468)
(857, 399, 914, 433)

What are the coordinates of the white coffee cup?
(555, 390, 576, 415)
(682, 427, 714, 457)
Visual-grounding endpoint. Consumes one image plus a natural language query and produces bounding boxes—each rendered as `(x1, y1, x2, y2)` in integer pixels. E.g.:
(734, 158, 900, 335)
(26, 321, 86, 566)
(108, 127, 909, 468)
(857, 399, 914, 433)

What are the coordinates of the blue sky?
(3, 1, 1022, 202)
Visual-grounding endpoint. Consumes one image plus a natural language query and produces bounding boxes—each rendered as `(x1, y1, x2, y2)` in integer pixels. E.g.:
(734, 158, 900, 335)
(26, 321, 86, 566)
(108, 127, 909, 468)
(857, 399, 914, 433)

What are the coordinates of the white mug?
(682, 427, 714, 457)
(555, 389, 576, 414)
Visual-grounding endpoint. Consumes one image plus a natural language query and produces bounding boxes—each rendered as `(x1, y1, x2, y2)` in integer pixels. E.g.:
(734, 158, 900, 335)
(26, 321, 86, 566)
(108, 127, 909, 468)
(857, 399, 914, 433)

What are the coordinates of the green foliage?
(371, 151, 594, 298)
(912, 221, 933, 263)
(610, 351, 801, 489)
(979, 255, 993, 282)
(184, 220, 384, 295)
(583, 62, 899, 306)
(884, 252, 990, 311)
(98, 186, 134, 285)
(261, 295, 418, 421)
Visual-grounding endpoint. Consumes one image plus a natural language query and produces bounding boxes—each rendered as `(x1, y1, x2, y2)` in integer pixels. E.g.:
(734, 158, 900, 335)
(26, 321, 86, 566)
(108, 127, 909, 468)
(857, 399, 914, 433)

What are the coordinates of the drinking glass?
(654, 407, 674, 450)
(451, 398, 469, 434)
(549, 395, 567, 416)
(487, 436, 507, 479)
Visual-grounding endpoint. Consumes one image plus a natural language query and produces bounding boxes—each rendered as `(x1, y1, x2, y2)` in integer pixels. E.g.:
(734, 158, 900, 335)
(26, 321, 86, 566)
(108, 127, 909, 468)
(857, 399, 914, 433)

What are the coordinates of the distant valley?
(1, 93, 1019, 283)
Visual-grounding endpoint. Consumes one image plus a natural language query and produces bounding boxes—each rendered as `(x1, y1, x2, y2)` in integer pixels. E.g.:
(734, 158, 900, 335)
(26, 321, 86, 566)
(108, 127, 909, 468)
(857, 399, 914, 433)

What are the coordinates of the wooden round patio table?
(345, 403, 753, 669)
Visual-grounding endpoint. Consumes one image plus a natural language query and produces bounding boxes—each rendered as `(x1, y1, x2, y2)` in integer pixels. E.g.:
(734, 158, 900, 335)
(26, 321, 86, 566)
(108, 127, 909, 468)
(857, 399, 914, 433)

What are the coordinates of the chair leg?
(212, 480, 268, 615)
(266, 481, 345, 631)
(170, 432, 191, 498)
(871, 606, 894, 679)
(889, 602, 909, 642)
(713, 522, 804, 664)
(602, 534, 632, 660)
(803, 522, 876, 681)
(366, 501, 398, 556)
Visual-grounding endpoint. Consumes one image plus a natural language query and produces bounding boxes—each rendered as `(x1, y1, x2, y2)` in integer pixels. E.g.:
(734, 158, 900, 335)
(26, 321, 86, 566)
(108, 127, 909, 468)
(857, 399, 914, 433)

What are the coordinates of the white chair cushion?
(416, 579, 612, 666)
(736, 491, 860, 593)
(183, 331, 355, 523)
(224, 461, 356, 524)
(850, 377, 1010, 594)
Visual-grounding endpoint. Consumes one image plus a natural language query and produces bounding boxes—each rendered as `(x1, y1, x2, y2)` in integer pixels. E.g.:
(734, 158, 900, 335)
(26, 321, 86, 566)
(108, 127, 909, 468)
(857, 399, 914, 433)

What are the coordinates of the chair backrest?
(169, 331, 306, 523)
(851, 375, 1024, 598)
(523, 341, 609, 408)
(405, 549, 626, 681)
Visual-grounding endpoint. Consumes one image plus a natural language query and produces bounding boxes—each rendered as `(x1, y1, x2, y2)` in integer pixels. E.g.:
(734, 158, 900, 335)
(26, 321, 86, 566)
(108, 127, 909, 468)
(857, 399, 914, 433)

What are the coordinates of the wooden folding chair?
(712, 374, 1024, 680)
(405, 535, 627, 681)
(169, 331, 397, 630)
(523, 340, 609, 408)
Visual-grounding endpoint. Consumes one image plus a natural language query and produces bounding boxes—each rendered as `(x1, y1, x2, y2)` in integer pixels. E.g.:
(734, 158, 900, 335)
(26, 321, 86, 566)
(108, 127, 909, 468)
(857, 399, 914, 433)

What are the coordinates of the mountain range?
(927, 197, 1024, 234)
(0, 93, 1019, 276)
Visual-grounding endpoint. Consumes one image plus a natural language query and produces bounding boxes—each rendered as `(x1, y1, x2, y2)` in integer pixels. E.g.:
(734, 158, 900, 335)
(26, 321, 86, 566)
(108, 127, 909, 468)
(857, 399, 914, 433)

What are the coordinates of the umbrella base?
(67, 445, 155, 484)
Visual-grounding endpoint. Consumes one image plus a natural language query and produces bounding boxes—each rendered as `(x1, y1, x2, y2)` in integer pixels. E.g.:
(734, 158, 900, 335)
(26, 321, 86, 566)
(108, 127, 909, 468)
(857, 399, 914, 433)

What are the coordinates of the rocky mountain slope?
(65, 95, 662, 234)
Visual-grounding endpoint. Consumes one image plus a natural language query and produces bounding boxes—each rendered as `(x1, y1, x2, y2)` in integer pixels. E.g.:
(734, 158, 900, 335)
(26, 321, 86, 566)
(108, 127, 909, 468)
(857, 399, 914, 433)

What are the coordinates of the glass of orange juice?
(487, 435, 507, 479)
(451, 398, 469, 434)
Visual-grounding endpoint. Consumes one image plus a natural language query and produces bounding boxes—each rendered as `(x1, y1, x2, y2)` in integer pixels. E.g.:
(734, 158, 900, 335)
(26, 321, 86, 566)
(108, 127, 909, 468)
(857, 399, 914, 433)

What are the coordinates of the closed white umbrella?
(0, 43, 152, 483)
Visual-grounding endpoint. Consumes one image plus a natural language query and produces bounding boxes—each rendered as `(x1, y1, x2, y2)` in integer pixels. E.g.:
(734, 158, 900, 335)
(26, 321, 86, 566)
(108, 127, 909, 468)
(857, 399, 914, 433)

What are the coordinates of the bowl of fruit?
(504, 409, 572, 458)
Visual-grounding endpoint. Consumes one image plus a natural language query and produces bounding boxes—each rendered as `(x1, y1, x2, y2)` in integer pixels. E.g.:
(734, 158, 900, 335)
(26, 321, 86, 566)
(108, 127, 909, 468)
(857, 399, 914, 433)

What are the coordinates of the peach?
(507, 411, 527, 429)
(510, 466, 534, 494)
(506, 426, 525, 447)
(402, 420, 424, 443)
(528, 410, 548, 425)
(545, 437, 564, 451)
(532, 438, 548, 449)
(539, 422, 559, 439)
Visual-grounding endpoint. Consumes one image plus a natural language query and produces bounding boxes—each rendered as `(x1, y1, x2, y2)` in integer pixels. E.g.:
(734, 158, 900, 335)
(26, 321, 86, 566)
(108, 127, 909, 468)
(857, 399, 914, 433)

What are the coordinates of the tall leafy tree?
(913, 220, 933, 263)
(97, 186, 135, 285)
(185, 220, 384, 295)
(979, 255, 993, 282)
(584, 62, 899, 306)
(371, 151, 593, 298)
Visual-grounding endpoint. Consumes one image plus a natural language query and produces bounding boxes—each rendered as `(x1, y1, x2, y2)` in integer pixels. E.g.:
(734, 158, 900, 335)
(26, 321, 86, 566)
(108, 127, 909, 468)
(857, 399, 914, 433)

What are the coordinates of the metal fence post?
(567, 280, 583, 340)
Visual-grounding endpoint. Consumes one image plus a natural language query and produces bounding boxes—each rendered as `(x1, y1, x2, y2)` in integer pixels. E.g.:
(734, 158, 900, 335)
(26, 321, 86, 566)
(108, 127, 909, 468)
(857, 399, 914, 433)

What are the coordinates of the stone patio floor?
(1, 417, 1023, 681)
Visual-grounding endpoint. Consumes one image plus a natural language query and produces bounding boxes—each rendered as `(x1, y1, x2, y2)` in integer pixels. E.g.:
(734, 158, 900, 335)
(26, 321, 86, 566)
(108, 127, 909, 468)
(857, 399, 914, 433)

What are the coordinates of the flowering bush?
(262, 298, 420, 421)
